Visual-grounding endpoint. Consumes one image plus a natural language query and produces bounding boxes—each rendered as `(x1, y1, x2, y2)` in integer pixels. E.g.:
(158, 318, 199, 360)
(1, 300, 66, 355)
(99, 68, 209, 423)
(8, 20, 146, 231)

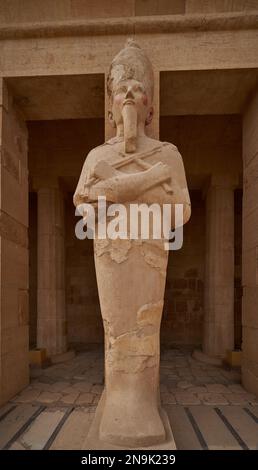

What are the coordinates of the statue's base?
(83, 394, 176, 450)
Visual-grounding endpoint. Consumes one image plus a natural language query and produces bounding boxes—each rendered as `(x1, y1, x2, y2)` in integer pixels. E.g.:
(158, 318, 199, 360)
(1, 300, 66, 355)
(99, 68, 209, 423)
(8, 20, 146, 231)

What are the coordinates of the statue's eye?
(116, 86, 127, 94)
(133, 85, 144, 93)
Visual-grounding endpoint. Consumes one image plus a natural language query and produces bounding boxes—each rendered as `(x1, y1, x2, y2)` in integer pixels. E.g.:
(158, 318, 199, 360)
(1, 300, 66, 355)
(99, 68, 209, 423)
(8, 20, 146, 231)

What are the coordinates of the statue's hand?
(93, 161, 118, 180)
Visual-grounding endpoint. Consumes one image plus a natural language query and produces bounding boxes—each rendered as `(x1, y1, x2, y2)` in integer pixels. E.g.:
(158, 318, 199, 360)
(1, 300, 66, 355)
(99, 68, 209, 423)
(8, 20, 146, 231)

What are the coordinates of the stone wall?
(0, 0, 256, 23)
(162, 190, 205, 346)
(0, 80, 29, 404)
(65, 196, 103, 347)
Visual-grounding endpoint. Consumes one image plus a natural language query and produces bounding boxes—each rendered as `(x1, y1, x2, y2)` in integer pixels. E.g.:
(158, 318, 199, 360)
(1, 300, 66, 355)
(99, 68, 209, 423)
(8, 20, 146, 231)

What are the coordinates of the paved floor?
(0, 347, 258, 450)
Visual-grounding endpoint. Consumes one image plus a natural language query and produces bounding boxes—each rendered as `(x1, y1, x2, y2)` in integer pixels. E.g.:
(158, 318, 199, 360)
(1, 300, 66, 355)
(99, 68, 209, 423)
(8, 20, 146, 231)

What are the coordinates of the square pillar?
(242, 88, 258, 396)
(203, 175, 237, 359)
(0, 79, 29, 404)
(37, 181, 67, 358)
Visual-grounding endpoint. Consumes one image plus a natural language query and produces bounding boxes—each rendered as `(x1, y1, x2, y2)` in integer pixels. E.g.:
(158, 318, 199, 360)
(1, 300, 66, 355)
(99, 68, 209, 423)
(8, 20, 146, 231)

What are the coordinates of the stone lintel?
(0, 12, 257, 40)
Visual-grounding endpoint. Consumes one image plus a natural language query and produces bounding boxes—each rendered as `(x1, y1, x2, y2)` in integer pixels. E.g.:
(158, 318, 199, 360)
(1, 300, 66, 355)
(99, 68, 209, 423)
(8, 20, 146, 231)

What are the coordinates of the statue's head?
(107, 39, 154, 130)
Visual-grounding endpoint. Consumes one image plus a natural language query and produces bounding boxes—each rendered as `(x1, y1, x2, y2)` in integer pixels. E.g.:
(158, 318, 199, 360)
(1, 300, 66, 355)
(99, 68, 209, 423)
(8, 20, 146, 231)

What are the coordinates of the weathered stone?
(75, 393, 95, 405)
(49, 381, 71, 393)
(175, 392, 201, 405)
(226, 384, 245, 394)
(177, 381, 194, 389)
(73, 382, 92, 393)
(225, 394, 249, 405)
(20, 409, 65, 450)
(206, 384, 229, 393)
(161, 393, 176, 405)
(0, 3, 258, 447)
(37, 392, 62, 404)
(199, 393, 229, 405)
(50, 409, 94, 450)
(14, 388, 40, 403)
(188, 386, 207, 394)
(73, 39, 190, 450)
(60, 392, 80, 405)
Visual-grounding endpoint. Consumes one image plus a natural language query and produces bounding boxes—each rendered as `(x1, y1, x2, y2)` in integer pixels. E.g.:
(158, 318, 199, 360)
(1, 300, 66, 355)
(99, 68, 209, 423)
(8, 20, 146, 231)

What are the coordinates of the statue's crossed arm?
(84, 145, 173, 195)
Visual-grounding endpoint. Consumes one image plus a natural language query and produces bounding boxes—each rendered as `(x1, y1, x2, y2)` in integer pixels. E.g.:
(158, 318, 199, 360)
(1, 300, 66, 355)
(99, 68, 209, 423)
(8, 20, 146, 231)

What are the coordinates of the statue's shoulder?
(161, 141, 180, 153)
(161, 141, 183, 160)
(84, 141, 111, 165)
(146, 137, 179, 154)
(86, 137, 122, 160)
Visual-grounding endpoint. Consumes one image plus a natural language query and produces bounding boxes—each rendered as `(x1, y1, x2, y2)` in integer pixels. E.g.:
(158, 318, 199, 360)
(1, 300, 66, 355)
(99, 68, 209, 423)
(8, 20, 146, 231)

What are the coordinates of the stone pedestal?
(203, 175, 236, 360)
(83, 392, 176, 450)
(37, 184, 67, 358)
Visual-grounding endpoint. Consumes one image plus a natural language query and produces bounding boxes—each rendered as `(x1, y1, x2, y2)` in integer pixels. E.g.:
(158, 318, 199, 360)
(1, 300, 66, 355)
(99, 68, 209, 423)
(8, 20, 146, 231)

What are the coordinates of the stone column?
(242, 89, 258, 396)
(203, 175, 236, 360)
(37, 182, 67, 359)
(0, 79, 29, 404)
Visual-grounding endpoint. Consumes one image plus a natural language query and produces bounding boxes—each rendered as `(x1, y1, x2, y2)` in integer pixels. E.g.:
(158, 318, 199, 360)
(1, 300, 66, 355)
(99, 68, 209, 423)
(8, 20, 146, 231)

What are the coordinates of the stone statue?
(73, 39, 191, 449)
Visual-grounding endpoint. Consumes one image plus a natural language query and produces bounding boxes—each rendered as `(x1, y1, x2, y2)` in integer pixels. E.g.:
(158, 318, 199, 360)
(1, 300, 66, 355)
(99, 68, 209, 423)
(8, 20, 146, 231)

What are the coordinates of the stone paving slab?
(218, 406, 258, 450)
(75, 393, 95, 405)
(16, 409, 66, 450)
(0, 403, 257, 450)
(13, 388, 41, 403)
(0, 405, 42, 449)
(196, 392, 229, 405)
(50, 408, 94, 450)
(245, 405, 258, 420)
(174, 391, 201, 405)
(189, 406, 242, 450)
(36, 391, 62, 404)
(165, 405, 202, 450)
(0, 403, 16, 420)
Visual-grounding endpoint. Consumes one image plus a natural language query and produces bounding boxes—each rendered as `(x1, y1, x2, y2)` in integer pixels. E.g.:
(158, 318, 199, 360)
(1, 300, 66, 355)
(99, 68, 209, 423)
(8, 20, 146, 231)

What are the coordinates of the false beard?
(122, 104, 137, 153)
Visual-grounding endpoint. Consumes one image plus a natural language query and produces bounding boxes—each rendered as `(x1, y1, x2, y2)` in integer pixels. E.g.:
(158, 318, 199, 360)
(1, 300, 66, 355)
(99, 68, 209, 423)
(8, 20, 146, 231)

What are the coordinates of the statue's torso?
(86, 136, 178, 205)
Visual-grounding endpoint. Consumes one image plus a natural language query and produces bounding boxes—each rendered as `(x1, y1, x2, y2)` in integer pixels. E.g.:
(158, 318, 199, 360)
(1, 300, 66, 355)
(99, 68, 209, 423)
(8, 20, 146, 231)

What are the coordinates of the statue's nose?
(125, 88, 134, 99)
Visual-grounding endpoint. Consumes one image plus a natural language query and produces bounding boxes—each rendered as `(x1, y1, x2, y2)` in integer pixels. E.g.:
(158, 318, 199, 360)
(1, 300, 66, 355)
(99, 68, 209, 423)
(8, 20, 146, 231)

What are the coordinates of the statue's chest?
(95, 145, 167, 175)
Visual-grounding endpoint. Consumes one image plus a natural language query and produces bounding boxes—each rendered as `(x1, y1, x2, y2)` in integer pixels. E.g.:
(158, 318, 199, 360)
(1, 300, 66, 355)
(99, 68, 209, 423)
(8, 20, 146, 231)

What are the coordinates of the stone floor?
(0, 347, 258, 450)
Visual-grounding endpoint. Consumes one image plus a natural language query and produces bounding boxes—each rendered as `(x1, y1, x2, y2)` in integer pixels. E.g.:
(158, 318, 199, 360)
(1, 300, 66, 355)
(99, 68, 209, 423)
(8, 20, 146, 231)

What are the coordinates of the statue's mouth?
(123, 99, 135, 106)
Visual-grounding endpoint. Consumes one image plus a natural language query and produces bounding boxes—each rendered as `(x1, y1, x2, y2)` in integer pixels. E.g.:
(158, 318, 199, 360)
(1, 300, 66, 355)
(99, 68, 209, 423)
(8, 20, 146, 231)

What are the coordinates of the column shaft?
(37, 186, 67, 357)
(242, 89, 258, 396)
(203, 182, 234, 358)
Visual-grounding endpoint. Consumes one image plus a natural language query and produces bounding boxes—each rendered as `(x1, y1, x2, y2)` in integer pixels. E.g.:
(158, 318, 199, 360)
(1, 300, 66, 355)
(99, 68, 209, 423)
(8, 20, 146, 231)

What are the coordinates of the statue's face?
(110, 78, 153, 127)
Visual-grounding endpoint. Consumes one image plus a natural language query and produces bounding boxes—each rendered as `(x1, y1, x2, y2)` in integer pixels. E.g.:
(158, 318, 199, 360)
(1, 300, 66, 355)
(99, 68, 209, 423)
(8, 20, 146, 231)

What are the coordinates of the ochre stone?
(74, 40, 190, 449)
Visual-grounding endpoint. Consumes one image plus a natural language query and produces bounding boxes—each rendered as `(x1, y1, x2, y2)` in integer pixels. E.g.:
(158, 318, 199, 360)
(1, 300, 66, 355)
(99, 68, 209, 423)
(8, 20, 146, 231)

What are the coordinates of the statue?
(73, 39, 191, 449)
